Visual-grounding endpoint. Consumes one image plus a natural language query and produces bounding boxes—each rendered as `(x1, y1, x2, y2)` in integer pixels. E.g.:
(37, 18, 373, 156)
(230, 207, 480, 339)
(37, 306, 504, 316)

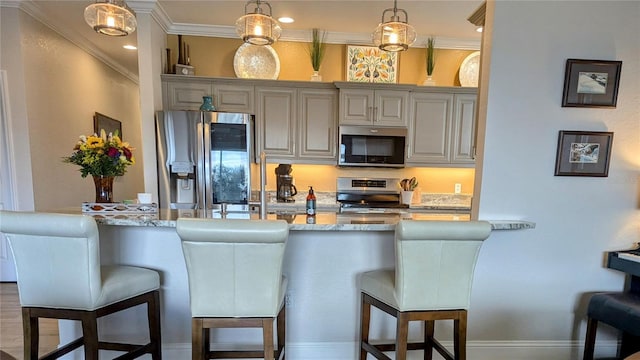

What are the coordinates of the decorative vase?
(310, 71, 322, 82)
(93, 175, 115, 203)
(199, 96, 216, 111)
(423, 76, 436, 86)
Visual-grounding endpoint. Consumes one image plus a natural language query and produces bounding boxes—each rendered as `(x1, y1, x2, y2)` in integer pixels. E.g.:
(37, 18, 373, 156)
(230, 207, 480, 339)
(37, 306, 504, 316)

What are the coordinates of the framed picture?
(561, 59, 622, 108)
(346, 45, 398, 83)
(93, 112, 122, 139)
(554, 130, 613, 177)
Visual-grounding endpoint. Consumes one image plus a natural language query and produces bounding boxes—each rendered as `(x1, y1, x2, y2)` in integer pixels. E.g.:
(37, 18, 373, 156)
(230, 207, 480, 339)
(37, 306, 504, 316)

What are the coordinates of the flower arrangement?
(63, 130, 135, 177)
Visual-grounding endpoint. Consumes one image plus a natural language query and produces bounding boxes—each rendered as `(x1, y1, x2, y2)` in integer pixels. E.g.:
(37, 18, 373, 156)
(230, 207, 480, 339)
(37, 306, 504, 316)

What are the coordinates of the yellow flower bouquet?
(63, 130, 135, 178)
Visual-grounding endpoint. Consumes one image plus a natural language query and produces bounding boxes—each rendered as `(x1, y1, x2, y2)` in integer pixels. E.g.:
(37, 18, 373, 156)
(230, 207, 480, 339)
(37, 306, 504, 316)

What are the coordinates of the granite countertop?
(52, 207, 535, 231)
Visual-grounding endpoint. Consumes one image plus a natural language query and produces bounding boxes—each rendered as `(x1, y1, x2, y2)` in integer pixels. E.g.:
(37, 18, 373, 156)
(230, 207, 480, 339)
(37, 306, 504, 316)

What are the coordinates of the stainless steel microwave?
(338, 126, 407, 167)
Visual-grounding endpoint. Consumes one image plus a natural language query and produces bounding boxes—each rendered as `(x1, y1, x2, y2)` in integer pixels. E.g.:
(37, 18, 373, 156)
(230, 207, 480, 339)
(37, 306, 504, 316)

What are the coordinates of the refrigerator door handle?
(202, 120, 212, 210)
(196, 121, 206, 210)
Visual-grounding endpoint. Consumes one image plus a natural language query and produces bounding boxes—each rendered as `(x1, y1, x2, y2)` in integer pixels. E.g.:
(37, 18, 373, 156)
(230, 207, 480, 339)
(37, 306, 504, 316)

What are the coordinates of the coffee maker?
(275, 164, 297, 202)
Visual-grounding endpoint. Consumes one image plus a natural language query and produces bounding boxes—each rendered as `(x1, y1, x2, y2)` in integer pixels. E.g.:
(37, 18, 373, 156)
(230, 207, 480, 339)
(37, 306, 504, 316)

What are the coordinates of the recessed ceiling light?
(476, 27, 483, 33)
(278, 17, 294, 24)
(123, 44, 137, 50)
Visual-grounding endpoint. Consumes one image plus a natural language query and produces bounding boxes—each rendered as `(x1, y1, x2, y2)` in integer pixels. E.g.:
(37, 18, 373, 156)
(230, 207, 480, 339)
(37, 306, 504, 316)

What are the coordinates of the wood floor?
(0, 282, 59, 360)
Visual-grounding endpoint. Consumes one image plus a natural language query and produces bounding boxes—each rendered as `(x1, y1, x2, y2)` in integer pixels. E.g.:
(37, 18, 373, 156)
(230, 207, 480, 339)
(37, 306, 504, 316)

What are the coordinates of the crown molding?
(128, 0, 171, 33)
(166, 23, 480, 50)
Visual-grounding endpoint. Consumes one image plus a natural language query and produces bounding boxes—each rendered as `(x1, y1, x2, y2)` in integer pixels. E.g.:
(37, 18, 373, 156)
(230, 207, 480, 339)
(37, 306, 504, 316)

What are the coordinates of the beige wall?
(168, 35, 476, 86)
(16, 12, 143, 210)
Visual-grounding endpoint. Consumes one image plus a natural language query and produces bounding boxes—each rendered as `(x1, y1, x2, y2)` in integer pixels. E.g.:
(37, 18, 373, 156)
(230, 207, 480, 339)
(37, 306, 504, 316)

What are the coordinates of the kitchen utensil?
(400, 179, 408, 191)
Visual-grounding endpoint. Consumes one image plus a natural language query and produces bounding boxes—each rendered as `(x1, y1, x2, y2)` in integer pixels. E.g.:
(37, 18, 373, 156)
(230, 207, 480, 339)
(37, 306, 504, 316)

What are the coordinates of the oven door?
(338, 126, 406, 167)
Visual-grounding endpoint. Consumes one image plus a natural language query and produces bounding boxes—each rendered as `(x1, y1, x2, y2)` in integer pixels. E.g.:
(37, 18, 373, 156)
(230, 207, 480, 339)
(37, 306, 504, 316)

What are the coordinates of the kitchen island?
(52, 208, 534, 359)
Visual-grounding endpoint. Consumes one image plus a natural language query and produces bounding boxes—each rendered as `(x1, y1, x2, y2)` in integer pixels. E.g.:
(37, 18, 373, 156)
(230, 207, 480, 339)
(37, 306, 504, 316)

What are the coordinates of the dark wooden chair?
(359, 220, 492, 360)
(584, 292, 640, 360)
(0, 211, 162, 360)
(177, 218, 289, 360)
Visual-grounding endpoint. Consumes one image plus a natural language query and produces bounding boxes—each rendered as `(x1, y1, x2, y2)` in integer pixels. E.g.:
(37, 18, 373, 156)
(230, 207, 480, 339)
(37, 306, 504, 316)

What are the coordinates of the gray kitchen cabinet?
(256, 86, 338, 164)
(406, 92, 453, 165)
(406, 88, 477, 166)
(163, 79, 212, 110)
(212, 82, 254, 114)
(255, 87, 296, 159)
(297, 88, 338, 163)
(451, 93, 477, 164)
(338, 88, 408, 127)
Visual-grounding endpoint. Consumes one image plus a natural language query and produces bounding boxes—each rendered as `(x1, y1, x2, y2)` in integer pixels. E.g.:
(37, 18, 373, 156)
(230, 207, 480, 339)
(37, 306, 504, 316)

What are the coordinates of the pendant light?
(372, 0, 416, 52)
(84, 0, 137, 37)
(236, 0, 282, 45)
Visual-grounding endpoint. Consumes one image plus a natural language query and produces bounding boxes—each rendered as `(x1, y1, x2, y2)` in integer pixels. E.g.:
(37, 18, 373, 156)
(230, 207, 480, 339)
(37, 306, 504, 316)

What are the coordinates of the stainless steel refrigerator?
(156, 111, 253, 211)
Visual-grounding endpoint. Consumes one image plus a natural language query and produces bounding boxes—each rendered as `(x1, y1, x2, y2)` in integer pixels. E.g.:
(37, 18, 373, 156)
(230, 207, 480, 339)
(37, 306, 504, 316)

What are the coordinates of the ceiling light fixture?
(278, 17, 294, 24)
(372, 0, 416, 52)
(236, 0, 282, 46)
(84, 0, 137, 37)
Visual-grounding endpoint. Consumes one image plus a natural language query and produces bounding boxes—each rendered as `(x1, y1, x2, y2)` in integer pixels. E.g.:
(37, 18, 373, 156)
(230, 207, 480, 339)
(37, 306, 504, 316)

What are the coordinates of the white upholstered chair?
(359, 220, 492, 360)
(176, 218, 289, 360)
(0, 210, 162, 360)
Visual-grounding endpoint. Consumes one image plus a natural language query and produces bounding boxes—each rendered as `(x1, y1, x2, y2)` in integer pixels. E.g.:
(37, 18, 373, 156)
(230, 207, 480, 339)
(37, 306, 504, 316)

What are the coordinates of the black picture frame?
(554, 130, 613, 177)
(93, 112, 122, 139)
(561, 59, 622, 108)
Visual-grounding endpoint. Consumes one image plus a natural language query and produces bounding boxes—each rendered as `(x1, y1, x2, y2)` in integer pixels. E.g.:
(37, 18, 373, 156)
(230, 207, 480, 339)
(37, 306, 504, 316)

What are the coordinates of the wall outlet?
(285, 291, 295, 308)
(454, 183, 462, 194)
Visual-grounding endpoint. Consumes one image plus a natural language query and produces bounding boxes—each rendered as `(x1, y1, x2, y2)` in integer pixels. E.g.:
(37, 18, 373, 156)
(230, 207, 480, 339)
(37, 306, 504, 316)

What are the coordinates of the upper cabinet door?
(374, 90, 408, 127)
(213, 83, 254, 114)
(164, 81, 212, 110)
(255, 87, 296, 159)
(339, 89, 373, 125)
(406, 92, 453, 165)
(339, 89, 407, 126)
(451, 94, 477, 164)
(298, 88, 338, 163)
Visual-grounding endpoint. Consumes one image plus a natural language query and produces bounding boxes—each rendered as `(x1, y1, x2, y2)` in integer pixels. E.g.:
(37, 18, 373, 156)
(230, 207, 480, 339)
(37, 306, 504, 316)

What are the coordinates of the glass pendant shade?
(236, 0, 282, 45)
(372, 0, 416, 52)
(84, 0, 137, 37)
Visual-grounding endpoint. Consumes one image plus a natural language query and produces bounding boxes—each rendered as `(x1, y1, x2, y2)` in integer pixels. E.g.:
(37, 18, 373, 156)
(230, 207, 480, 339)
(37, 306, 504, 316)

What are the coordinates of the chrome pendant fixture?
(84, 0, 137, 37)
(236, 0, 282, 45)
(372, 0, 416, 52)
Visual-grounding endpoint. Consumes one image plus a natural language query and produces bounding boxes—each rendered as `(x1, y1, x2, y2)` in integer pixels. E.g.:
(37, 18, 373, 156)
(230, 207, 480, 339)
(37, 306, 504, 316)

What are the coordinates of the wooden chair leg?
(277, 306, 286, 360)
(263, 318, 275, 360)
(81, 313, 99, 360)
(396, 312, 409, 360)
(148, 290, 162, 360)
(22, 308, 38, 360)
(360, 293, 372, 360)
(454, 311, 467, 360)
(583, 317, 597, 360)
(204, 327, 210, 358)
(424, 320, 435, 360)
(192, 318, 204, 360)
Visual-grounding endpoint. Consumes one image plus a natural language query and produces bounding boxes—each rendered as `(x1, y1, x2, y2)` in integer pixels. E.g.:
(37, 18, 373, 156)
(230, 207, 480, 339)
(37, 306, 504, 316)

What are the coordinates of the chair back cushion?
(395, 220, 491, 310)
(0, 211, 102, 309)
(177, 218, 289, 317)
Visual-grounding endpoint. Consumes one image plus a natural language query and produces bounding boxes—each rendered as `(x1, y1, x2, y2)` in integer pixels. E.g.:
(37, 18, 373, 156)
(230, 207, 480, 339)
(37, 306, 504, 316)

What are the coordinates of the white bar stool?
(176, 218, 289, 360)
(0, 211, 162, 360)
(359, 220, 491, 360)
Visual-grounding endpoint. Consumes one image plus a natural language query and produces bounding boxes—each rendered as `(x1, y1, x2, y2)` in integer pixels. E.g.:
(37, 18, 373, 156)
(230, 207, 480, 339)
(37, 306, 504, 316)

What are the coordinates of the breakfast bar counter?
(52, 207, 535, 231)
(49, 207, 534, 359)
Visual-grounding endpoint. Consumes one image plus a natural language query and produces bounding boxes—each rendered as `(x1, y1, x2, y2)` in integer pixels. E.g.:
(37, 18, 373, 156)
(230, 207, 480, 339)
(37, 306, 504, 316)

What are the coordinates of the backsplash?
(257, 191, 472, 210)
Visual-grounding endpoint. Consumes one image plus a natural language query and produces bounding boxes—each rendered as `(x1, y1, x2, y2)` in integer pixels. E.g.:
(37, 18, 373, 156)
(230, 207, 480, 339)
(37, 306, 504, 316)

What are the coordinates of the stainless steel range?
(336, 177, 407, 213)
